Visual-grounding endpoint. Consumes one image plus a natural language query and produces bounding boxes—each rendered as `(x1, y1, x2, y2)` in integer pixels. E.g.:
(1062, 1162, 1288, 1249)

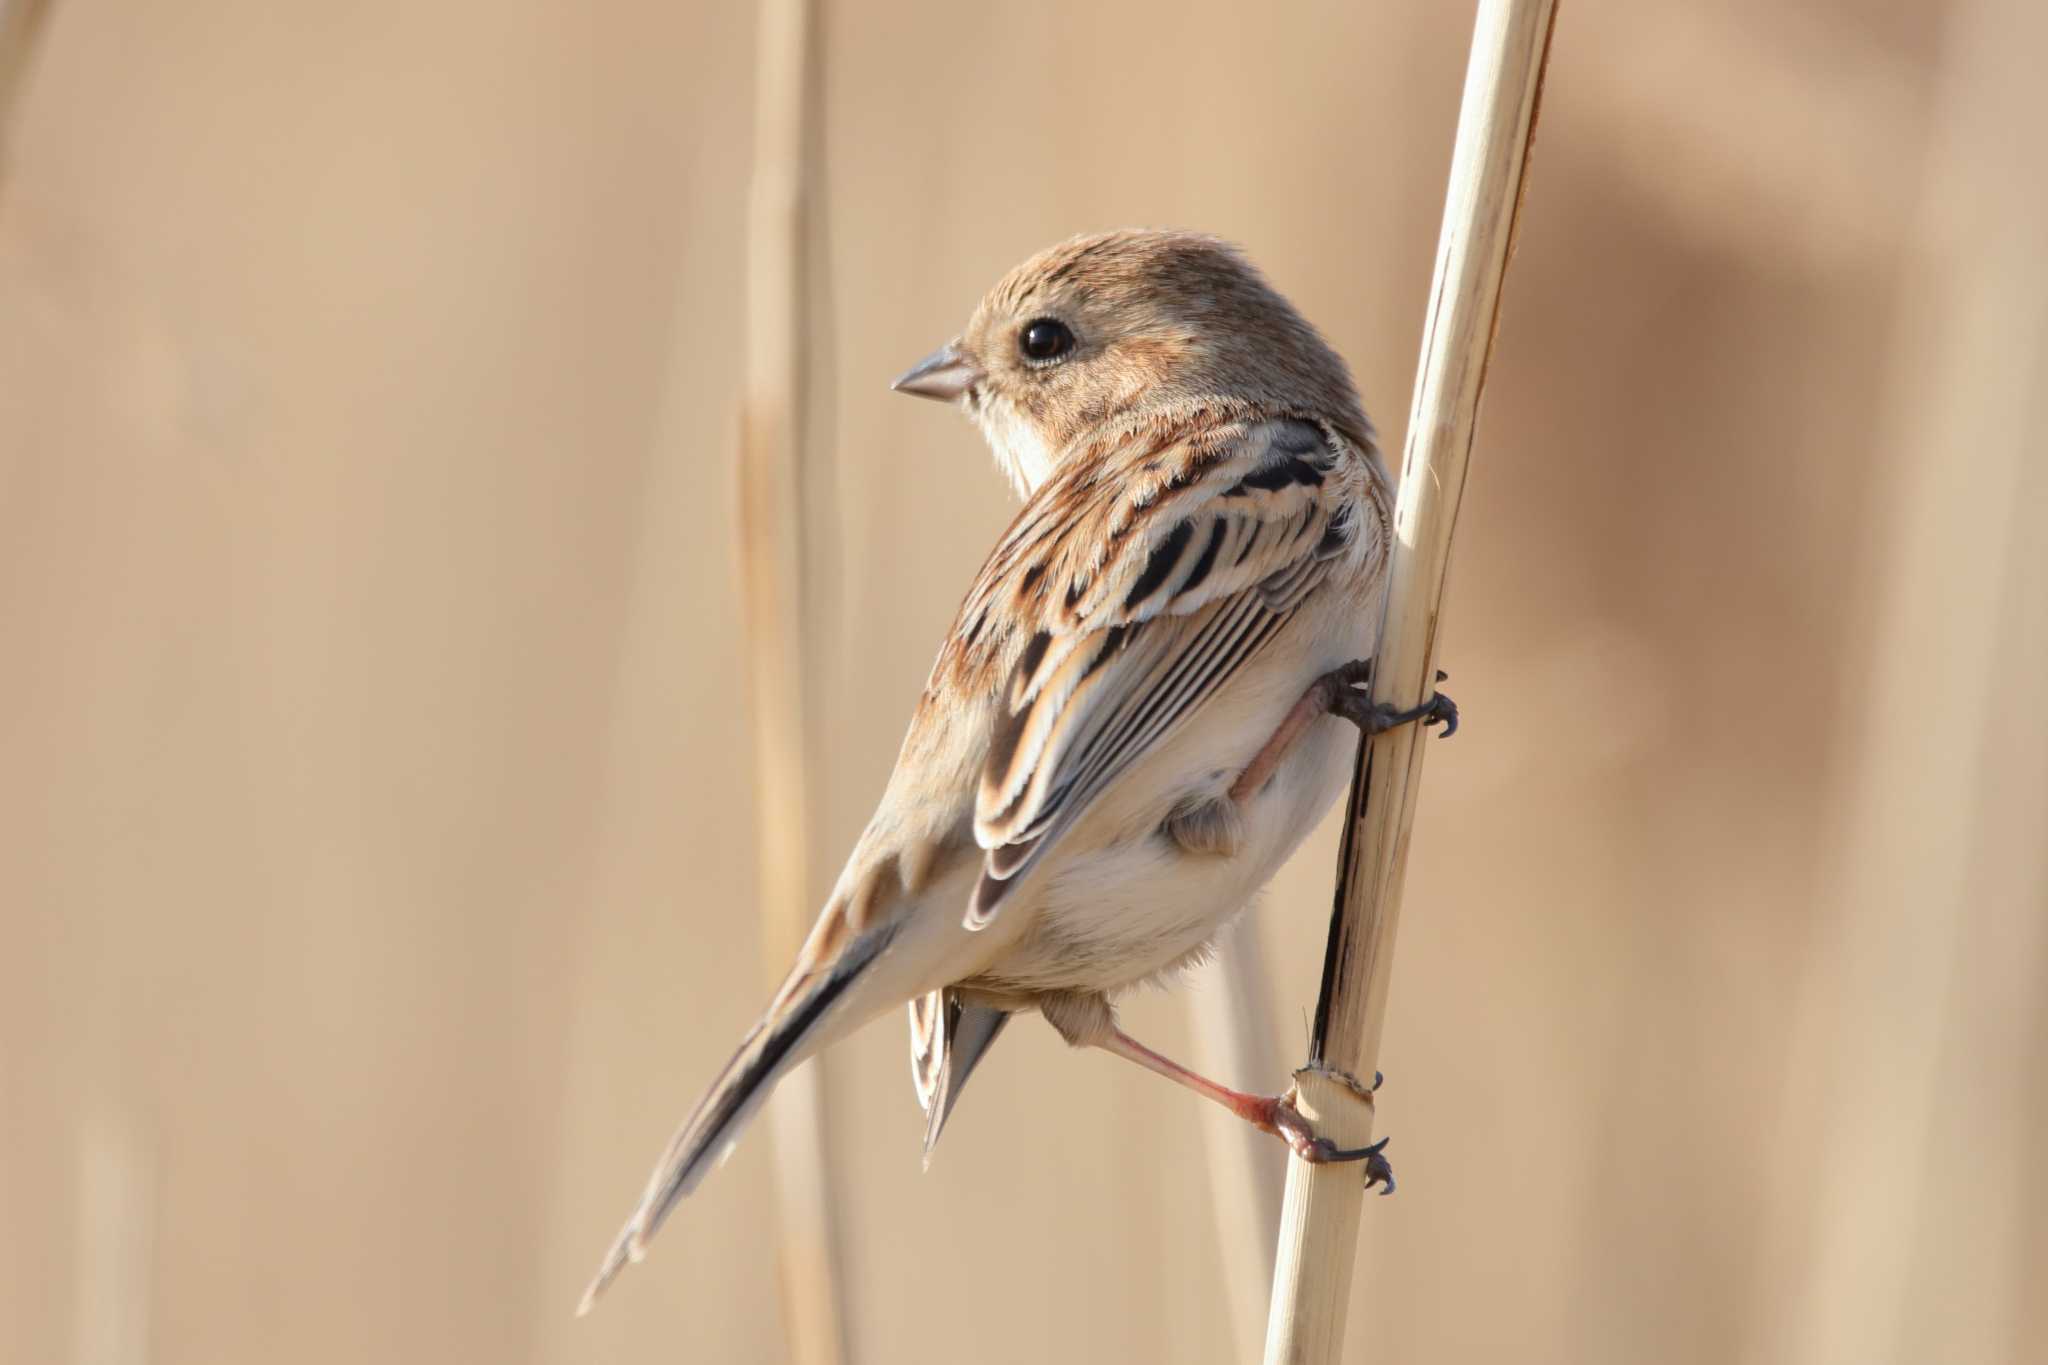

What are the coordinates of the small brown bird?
(580, 229, 1453, 1312)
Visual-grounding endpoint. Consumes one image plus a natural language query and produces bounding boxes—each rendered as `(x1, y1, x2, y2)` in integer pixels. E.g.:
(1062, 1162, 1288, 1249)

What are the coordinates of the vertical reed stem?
(736, 1, 846, 1362)
(1188, 924, 1285, 1360)
(0, 0, 57, 191)
(1261, 4, 1559, 1361)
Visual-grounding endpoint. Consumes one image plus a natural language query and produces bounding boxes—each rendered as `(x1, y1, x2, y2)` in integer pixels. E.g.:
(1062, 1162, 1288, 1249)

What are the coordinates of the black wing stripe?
(1179, 518, 1228, 596)
(1124, 517, 1195, 608)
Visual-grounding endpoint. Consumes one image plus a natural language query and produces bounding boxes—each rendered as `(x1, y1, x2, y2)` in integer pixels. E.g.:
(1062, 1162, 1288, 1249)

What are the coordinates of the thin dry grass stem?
(735, 0, 846, 1362)
(1186, 923, 1284, 1360)
(1261, 4, 1559, 1362)
(0, 0, 56, 190)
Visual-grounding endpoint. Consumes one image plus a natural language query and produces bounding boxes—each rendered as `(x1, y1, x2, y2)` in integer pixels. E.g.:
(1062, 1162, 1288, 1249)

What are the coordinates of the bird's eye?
(1018, 318, 1076, 364)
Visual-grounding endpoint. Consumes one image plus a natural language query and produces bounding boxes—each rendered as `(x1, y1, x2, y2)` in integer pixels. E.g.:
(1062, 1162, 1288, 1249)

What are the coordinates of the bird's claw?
(1325, 663, 1459, 740)
(1335, 689, 1459, 740)
(1266, 1093, 1397, 1193)
(1363, 1139, 1396, 1195)
(1394, 691, 1458, 739)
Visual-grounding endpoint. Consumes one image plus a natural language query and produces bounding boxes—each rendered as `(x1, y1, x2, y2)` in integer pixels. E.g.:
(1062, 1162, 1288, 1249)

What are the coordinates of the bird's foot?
(1326, 664, 1458, 740)
(1244, 1090, 1397, 1194)
(1093, 1028, 1397, 1193)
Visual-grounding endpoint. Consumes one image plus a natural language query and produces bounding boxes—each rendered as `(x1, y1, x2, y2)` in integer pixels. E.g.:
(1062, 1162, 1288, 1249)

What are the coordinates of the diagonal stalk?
(1261, 4, 1561, 1361)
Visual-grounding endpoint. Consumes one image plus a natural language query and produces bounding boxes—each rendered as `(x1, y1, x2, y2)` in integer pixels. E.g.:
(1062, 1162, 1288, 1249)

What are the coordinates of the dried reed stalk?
(734, 0, 846, 1362)
(1187, 924, 1284, 1360)
(1261, 3, 1559, 1361)
(0, 0, 56, 188)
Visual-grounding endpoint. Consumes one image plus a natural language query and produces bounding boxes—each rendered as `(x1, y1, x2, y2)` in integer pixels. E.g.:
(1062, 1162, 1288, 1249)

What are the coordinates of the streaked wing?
(932, 413, 1369, 926)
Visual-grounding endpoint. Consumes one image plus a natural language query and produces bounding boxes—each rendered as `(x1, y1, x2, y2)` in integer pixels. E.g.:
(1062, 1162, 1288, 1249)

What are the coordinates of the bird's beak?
(891, 342, 980, 403)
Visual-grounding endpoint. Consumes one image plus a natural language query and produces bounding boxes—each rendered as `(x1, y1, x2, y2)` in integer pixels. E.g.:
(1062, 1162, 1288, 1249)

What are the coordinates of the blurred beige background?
(6, 1, 2047, 1363)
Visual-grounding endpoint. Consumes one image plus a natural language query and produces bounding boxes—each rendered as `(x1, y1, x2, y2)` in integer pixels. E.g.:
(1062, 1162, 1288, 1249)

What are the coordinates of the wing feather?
(934, 413, 1374, 928)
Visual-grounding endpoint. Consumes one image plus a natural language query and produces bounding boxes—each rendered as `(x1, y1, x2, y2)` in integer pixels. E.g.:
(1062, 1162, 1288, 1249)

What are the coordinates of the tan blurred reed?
(735, 0, 848, 1360)
(0, 0, 56, 186)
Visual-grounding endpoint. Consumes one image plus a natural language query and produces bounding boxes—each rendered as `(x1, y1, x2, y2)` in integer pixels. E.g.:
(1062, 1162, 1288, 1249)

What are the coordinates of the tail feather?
(578, 922, 899, 1314)
(908, 988, 1012, 1166)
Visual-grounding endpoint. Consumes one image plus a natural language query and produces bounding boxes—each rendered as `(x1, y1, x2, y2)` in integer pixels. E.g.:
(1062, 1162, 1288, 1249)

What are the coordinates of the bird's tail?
(577, 921, 900, 1314)
(909, 988, 1011, 1165)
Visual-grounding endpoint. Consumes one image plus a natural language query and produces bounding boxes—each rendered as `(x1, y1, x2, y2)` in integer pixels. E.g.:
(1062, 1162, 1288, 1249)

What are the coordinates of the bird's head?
(893, 229, 1369, 496)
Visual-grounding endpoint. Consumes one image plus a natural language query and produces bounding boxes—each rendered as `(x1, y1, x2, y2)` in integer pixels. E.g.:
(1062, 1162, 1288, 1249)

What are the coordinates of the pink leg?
(1095, 1028, 1392, 1181)
(1227, 671, 1353, 804)
(1098, 1027, 1283, 1129)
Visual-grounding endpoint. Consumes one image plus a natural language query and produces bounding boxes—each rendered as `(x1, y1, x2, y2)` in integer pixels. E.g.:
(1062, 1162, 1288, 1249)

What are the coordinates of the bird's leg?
(1228, 660, 1457, 804)
(1089, 1025, 1394, 1187)
(1039, 991, 1392, 1184)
